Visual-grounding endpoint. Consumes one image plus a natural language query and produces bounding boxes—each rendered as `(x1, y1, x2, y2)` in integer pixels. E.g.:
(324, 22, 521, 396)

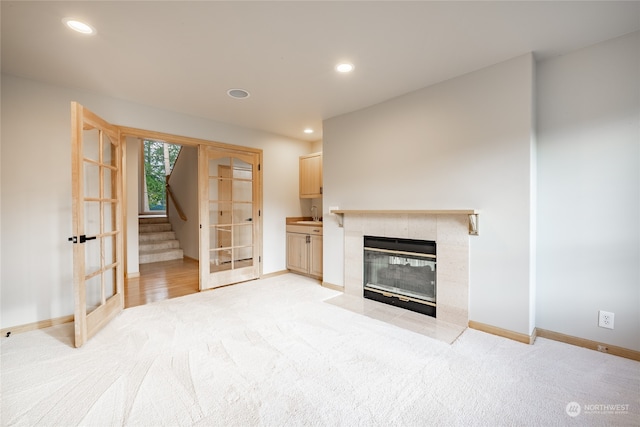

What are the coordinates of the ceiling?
(2, 1, 639, 142)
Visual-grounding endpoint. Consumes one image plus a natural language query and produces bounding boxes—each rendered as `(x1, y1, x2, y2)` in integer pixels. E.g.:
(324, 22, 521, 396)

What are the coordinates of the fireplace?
(335, 210, 471, 330)
(363, 235, 436, 317)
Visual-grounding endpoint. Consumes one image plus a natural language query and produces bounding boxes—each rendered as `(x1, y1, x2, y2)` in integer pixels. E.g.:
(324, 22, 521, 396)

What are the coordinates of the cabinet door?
(309, 234, 323, 278)
(299, 153, 322, 198)
(286, 232, 309, 273)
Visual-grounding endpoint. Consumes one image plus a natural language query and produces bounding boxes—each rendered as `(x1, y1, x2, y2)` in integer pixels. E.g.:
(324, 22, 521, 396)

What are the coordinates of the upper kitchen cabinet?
(299, 152, 322, 198)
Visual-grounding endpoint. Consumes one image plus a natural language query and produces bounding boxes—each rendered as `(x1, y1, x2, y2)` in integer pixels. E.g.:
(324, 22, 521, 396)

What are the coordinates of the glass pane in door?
(104, 235, 115, 266)
(84, 162, 100, 199)
(233, 158, 252, 178)
(102, 133, 114, 164)
(209, 156, 231, 175)
(233, 203, 253, 224)
(83, 127, 100, 162)
(210, 249, 232, 272)
(209, 202, 232, 225)
(103, 167, 113, 201)
(234, 221, 253, 266)
(84, 201, 101, 237)
(103, 202, 114, 233)
(234, 223, 253, 248)
(232, 180, 252, 202)
(104, 268, 116, 300)
(210, 226, 231, 249)
(86, 274, 102, 313)
(208, 177, 223, 200)
(84, 238, 100, 277)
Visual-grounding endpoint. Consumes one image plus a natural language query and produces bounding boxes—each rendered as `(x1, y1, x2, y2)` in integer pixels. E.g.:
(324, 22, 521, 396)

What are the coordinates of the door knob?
(68, 235, 97, 244)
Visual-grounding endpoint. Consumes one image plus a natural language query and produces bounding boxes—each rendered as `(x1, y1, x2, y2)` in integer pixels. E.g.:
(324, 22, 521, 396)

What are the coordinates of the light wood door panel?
(71, 102, 124, 348)
(199, 146, 261, 290)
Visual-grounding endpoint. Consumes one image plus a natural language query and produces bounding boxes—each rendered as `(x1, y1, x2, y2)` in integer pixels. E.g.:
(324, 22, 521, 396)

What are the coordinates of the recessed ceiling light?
(63, 18, 96, 35)
(227, 88, 251, 99)
(336, 63, 354, 73)
(303, 128, 314, 134)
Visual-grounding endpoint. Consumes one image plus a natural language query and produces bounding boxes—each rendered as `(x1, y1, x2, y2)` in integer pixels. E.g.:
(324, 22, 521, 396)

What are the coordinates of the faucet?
(311, 205, 318, 222)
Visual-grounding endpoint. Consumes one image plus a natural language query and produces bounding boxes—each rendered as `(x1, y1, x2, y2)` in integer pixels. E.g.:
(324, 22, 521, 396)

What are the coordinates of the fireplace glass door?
(364, 250, 436, 303)
(363, 236, 436, 317)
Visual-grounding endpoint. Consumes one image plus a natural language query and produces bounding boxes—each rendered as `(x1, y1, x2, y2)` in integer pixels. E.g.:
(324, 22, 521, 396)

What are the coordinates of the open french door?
(199, 146, 261, 289)
(70, 102, 124, 347)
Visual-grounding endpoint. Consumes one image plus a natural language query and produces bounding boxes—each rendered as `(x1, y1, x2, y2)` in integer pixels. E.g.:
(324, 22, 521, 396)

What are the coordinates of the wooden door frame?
(117, 127, 263, 283)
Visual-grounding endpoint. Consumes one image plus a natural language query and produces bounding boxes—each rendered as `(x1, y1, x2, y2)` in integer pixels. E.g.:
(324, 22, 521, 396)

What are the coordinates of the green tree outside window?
(143, 140, 181, 211)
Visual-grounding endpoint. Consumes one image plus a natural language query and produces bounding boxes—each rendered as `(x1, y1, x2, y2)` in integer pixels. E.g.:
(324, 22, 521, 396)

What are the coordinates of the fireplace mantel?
(330, 209, 479, 235)
(331, 209, 478, 214)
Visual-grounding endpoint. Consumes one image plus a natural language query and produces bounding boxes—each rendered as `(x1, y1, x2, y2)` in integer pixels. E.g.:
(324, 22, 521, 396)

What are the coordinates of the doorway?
(121, 128, 263, 307)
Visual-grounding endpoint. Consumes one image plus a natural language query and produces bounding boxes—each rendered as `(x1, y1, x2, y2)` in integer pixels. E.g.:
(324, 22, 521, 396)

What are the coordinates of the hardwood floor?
(124, 258, 199, 308)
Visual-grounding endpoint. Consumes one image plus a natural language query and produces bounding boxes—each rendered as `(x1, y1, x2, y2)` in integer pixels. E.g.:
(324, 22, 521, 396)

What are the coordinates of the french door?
(70, 102, 124, 347)
(199, 146, 261, 289)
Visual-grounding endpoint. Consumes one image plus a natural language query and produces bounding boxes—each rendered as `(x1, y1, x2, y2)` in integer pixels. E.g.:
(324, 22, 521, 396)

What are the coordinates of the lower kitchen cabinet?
(286, 225, 322, 279)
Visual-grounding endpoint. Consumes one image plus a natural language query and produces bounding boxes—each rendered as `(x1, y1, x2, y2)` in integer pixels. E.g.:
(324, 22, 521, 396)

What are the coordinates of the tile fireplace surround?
(329, 210, 475, 342)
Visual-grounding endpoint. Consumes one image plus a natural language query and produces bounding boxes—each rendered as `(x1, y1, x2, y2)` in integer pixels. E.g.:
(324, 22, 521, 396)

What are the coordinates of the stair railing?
(165, 145, 187, 222)
(166, 176, 187, 221)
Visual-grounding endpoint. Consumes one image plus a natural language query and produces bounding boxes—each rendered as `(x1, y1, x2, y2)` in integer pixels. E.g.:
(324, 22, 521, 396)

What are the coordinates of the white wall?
(310, 140, 323, 153)
(0, 74, 310, 329)
(167, 146, 199, 260)
(1, 75, 75, 328)
(536, 32, 640, 351)
(323, 54, 536, 336)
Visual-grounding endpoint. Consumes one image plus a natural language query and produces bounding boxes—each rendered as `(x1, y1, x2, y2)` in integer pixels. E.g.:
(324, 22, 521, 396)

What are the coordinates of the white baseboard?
(1, 315, 74, 337)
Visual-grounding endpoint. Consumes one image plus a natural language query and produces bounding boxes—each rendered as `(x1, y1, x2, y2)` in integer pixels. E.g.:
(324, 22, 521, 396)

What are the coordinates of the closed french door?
(199, 146, 261, 289)
(70, 102, 124, 347)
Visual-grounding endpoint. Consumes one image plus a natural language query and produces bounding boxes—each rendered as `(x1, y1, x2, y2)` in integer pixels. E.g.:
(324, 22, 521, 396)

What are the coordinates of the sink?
(295, 221, 323, 225)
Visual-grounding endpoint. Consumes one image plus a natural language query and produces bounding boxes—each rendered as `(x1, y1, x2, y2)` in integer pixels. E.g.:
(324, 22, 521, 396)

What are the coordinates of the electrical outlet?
(598, 310, 615, 329)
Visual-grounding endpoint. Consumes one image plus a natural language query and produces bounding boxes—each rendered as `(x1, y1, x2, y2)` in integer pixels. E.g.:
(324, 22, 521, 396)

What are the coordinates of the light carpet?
(1, 273, 638, 426)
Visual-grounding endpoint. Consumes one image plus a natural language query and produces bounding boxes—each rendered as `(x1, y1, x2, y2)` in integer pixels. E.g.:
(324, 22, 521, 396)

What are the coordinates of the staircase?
(139, 217, 184, 264)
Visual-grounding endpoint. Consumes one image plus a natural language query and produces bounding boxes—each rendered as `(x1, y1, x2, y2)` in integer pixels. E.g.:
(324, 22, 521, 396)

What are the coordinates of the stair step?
(139, 217, 169, 225)
(139, 248, 184, 264)
(139, 232, 176, 243)
(139, 240, 181, 251)
(139, 223, 172, 233)
(139, 231, 176, 242)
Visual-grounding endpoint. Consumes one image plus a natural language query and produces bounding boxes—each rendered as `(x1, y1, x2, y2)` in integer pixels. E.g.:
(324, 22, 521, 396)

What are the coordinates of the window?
(141, 139, 181, 213)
